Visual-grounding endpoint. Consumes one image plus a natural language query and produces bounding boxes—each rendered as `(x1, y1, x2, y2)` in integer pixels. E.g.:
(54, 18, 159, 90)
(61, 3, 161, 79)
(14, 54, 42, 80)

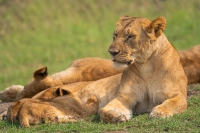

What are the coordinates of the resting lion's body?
(14, 58, 123, 101)
(179, 45, 200, 84)
(7, 87, 99, 127)
(3, 16, 200, 127)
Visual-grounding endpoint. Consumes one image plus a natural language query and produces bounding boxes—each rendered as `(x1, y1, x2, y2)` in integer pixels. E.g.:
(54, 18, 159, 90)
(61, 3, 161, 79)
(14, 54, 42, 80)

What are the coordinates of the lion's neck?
(154, 34, 171, 54)
(128, 34, 179, 76)
(151, 34, 177, 61)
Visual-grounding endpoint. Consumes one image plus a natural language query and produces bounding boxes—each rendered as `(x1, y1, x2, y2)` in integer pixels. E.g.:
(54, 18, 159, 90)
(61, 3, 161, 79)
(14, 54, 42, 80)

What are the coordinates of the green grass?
(0, 95, 199, 133)
(0, 0, 200, 90)
(0, 0, 200, 132)
(194, 85, 200, 91)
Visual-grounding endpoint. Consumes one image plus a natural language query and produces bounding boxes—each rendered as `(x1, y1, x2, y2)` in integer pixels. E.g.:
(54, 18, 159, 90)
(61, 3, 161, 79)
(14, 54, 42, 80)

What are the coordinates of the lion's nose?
(108, 49, 120, 56)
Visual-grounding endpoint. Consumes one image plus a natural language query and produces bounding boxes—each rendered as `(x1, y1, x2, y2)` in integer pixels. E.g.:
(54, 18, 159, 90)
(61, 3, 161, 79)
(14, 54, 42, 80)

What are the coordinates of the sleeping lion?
(3, 16, 200, 127)
(7, 87, 98, 127)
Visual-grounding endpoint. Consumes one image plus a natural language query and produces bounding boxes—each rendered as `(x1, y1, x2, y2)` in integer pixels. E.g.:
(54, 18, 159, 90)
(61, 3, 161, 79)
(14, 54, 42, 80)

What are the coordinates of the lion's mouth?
(113, 59, 133, 66)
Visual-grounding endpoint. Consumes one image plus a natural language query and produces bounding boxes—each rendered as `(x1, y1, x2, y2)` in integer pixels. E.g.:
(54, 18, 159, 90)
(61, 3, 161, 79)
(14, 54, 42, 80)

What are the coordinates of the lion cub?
(7, 87, 98, 127)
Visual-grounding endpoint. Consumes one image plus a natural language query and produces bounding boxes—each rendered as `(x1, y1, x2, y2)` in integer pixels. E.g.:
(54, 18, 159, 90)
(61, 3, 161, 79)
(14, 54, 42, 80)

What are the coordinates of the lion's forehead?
(115, 18, 150, 35)
(116, 16, 150, 26)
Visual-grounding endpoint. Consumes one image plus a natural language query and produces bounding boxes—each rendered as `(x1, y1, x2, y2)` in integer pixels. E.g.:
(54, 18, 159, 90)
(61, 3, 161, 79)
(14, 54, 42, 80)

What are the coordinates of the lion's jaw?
(111, 55, 135, 69)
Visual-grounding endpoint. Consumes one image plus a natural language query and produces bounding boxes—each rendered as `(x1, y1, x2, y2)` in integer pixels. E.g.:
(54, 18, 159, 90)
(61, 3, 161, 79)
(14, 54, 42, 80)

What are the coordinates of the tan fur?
(179, 45, 200, 84)
(7, 91, 98, 127)
(7, 98, 75, 128)
(14, 58, 123, 100)
(6, 73, 121, 127)
(6, 16, 192, 127)
(31, 74, 122, 113)
(15, 67, 56, 100)
(31, 82, 92, 101)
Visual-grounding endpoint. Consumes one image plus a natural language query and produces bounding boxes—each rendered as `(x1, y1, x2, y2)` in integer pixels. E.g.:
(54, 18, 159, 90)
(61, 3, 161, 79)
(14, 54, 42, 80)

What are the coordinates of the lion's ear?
(146, 16, 166, 38)
(33, 67, 48, 79)
(55, 87, 71, 96)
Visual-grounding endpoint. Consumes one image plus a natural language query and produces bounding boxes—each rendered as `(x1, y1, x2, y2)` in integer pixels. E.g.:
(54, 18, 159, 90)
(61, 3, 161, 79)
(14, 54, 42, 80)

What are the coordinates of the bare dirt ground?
(187, 83, 200, 99)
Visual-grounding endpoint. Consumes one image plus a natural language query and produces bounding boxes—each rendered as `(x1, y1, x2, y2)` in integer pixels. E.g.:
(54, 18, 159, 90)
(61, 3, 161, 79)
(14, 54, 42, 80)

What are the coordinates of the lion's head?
(108, 16, 166, 68)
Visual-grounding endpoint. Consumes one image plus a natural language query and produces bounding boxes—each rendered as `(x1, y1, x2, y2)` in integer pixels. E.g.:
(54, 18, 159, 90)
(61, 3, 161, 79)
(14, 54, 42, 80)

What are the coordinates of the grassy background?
(0, 0, 200, 90)
(0, 0, 200, 132)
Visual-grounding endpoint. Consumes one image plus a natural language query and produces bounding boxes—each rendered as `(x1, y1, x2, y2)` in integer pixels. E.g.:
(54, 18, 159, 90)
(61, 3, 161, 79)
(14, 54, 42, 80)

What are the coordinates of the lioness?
(100, 16, 187, 123)
(6, 16, 188, 126)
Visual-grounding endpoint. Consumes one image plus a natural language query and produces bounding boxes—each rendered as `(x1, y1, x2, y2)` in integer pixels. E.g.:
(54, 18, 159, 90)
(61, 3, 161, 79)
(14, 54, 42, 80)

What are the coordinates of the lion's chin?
(113, 60, 133, 69)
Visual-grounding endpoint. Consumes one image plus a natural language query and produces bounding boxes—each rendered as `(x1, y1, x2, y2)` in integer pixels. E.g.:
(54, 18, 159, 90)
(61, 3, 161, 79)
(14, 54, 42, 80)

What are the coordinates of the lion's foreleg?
(149, 93, 187, 118)
(19, 111, 30, 128)
(100, 95, 136, 123)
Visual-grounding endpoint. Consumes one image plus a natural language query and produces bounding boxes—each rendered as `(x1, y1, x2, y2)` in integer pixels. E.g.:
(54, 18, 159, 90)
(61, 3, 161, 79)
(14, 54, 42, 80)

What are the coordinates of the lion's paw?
(100, 108, 127, 123)
(149, 105, 173, 119)
(86, 96, 98, 104)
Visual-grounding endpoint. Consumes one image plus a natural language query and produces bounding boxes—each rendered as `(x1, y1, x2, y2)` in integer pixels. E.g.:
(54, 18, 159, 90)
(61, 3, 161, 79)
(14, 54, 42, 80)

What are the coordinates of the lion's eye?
(126, 35, 135, 41)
